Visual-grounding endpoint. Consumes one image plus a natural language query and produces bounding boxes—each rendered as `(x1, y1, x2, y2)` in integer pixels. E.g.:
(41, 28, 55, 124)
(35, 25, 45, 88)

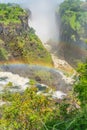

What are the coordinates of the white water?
(52, 91, 66, 99)
(0, 72, 30, 93)
(0, 71, 67, 106)
(0, 1, 76, 105)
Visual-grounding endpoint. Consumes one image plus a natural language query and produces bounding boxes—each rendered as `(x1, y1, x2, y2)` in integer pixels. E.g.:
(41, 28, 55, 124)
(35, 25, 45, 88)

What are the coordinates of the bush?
(0, 48, 8, 60)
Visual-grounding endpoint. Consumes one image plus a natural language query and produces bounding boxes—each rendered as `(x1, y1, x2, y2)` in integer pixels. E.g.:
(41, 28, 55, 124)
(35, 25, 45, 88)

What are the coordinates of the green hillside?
(57, 0, 87, 43)
(56, 0, 87, 67)
(0, 4, 53, 66)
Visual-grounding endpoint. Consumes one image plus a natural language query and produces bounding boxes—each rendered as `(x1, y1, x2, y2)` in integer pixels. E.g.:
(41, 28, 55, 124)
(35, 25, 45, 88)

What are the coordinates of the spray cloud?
(1, 0, 64, 42)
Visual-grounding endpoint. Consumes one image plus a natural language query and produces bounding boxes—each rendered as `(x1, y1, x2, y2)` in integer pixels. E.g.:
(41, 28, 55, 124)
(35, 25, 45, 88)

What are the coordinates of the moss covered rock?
(56, 0, 87, 67)
(0, 4, 53, 67)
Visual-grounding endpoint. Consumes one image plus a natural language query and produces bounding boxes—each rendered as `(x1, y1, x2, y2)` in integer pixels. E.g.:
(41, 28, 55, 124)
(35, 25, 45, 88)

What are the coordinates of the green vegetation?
(57, 0, 87, 43)
(74, 61, 87, 105)
(0, 1, 87, 129)
(0, 87, 56, 130)
(0, 61, 87, 129)
(0, 47, 8, 60)
(0, 69, 87, 130)
(0, 4, 53, 66)
(0, 62, 87, 130)
(22, 30, 53, 66)
(0, 3, 26, 25)
(29, 79, 37, 85)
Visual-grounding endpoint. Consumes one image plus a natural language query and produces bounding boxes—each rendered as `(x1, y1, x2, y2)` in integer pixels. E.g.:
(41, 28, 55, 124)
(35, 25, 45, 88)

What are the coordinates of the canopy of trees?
(58, 0, 87, 43)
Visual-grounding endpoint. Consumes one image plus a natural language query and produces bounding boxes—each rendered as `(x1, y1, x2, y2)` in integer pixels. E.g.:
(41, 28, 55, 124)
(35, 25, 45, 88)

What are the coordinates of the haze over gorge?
(0, 1, 87, 130)
(1, 0, 64, 42)
(2, 0, 87, 67)
(0, 0, 86, 99)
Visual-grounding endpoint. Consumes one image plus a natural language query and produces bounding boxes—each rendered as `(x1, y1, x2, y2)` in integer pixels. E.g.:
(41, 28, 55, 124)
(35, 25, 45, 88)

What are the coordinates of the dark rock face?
(19, 15, 29, 30)
(56, 1, 87, 67)
(0, 15, 29, 38)
(0, 5, 30, 40)
(0, 4, 53, 66)
(57, 42, 87, 67)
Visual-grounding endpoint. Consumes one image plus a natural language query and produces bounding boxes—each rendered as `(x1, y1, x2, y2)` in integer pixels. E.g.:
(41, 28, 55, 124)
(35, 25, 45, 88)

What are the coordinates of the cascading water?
(1, 0, 63, 43)
(0, 63, 74, 105)
(28, 0, 59, 43)
(0, 0, 75, 101)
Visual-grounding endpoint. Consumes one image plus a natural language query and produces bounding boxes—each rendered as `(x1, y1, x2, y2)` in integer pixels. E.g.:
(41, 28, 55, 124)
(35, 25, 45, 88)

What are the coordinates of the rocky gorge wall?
(56, 0, 87, 67)
(0, 4, 53, 66)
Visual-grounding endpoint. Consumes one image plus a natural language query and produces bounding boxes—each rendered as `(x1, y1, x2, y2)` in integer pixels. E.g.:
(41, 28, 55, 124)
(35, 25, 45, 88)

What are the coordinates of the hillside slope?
(0, 4, 53, 66)
(56, 0, 87, 67)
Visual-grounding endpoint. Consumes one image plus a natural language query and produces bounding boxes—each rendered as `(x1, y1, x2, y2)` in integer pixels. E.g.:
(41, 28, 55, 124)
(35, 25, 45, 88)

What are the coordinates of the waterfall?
(1, 0, 64, 43)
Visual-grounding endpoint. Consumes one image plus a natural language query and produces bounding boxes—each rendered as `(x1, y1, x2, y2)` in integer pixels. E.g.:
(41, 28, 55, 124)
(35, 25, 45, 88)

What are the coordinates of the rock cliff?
(0, 4, 53, 66)
(56, 0, 87, 67)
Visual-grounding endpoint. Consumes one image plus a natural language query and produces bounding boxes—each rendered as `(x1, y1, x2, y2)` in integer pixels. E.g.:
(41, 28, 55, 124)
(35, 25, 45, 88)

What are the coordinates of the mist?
(1, 0, 64, 43)
(0, 0, 86, 43)
(26, 0, 64, 43)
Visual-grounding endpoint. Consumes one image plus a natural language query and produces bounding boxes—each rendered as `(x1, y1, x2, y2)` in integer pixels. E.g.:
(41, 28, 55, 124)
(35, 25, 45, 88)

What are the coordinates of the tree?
(74, 61, 87, 105)
(0, 87, 56, 130)
(58, 0, 87, 43)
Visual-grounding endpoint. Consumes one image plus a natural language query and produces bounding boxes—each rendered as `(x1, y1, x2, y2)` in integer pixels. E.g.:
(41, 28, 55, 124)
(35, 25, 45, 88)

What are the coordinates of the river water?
(0, 63, 75, 105)
(0, 64, 74, 93)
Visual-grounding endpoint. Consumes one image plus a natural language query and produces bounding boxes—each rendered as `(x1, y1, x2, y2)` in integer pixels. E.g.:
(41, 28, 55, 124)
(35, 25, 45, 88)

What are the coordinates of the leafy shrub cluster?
(0, 47, 8, 60)
(58, 0, 87, 43)
(74, 61, 87, 105)
(0, 3, 26, 25)
(0, 4, 53, 66)
(0, 65, 87, 130)
(0, 61, 87, 130)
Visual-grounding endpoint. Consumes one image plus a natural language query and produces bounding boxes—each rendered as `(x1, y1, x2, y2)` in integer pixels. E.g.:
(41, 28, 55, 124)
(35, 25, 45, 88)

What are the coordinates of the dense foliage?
(0, 4, 53, 66)
(0, 87, 55, 130)
(0, 47, 8, 60)
(0, 1, 87, 130)
(58, 0, 87, 43)
(0, 67, 87, 130)
(0, 3, 26, 25)
(74, 61, 87, 105)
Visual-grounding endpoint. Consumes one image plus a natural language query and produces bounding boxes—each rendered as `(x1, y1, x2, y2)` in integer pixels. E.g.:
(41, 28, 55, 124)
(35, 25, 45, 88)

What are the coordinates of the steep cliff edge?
(56, 0, 87, 67)
(0, 4, 53, 66)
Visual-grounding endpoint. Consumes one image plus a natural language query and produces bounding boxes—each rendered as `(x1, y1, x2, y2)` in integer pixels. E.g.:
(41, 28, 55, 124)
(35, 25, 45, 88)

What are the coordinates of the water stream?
(0, 63, 74, 104)
(0, 64, 74, 93)
(0, 0, 75, 102)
